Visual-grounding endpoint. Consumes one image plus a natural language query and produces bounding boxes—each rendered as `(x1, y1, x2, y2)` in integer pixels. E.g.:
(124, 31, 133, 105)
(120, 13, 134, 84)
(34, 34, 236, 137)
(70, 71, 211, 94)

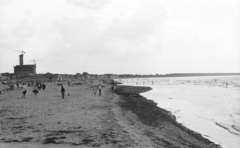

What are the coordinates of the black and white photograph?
(0, 0, 240, 148)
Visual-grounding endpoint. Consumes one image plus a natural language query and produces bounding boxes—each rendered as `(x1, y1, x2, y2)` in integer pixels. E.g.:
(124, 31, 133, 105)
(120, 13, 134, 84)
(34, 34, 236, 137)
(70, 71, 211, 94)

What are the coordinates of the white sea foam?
(116, 76, 240, 148)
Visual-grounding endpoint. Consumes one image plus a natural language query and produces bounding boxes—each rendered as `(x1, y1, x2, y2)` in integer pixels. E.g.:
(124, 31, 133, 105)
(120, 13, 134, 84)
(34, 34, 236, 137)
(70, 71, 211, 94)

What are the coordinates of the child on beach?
(61, 84, 65, 99)
(32, 89, 38, 96)
(21, 89, 27, 99)
(99, 84, 101, 96)
(42, 83, 46, 90)
(20, 84, 28, 98)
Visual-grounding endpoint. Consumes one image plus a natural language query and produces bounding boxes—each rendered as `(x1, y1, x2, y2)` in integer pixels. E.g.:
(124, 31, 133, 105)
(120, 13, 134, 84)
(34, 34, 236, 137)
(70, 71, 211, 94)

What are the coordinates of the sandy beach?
(0, 80, 222, 148)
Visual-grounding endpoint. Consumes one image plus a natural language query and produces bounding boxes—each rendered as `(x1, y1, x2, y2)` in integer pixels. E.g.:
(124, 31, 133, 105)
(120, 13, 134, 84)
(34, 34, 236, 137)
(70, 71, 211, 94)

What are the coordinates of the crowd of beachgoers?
(0, 78, 116, 98)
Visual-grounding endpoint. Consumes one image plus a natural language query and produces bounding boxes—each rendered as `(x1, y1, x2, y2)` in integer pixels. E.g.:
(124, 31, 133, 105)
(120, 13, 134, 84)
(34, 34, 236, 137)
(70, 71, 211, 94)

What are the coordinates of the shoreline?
(0, 81, 223, 147)
(114, 85, 222, 148)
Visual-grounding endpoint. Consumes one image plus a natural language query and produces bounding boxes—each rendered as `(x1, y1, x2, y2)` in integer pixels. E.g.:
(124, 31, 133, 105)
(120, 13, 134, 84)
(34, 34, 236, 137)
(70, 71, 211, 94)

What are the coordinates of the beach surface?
(0, 80, 221, 148)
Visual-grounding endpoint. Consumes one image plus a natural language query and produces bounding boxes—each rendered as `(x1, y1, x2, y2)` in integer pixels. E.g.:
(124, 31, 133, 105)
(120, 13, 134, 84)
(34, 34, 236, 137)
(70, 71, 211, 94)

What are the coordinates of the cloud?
(104, 1, 166, 42)
(52, 0, 168, 57)
(0, 31, 18, 51)
(66, 0, 111, 9)
(12, 19, 36, 38)
(0, 0, 12, 7)
(0, 18, 37, 53)
(105, 13, 156, 42)
(52, 16, 101, 55)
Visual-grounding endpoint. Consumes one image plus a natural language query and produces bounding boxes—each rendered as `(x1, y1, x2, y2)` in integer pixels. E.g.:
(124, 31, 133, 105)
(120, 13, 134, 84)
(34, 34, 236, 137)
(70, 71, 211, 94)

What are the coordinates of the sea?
(116, 76, 240, 148)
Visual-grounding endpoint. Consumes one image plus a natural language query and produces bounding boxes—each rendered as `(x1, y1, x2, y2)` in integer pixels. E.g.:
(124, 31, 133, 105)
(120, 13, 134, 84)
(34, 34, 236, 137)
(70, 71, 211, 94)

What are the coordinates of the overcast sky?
(0, 0, 239, 74)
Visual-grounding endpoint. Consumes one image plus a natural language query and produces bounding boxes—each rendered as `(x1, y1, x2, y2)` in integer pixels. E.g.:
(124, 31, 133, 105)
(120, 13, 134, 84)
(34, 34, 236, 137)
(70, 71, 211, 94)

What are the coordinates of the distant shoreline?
(116, 73, 240, 79)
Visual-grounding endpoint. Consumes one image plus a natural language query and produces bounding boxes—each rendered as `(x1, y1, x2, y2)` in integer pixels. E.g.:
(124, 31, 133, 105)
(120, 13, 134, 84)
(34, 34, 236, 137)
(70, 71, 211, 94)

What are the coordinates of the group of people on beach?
(62, 81, 109, 99)
(91, 80, 115, 96)
(21, 81, 46, 98)
(64, 79, 116, 98)
(1, 78, 117, 100)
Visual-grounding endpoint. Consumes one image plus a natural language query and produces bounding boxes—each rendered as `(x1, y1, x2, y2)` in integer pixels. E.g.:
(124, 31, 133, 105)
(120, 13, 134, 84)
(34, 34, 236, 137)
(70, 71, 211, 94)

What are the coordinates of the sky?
(0, 0, 240, 74)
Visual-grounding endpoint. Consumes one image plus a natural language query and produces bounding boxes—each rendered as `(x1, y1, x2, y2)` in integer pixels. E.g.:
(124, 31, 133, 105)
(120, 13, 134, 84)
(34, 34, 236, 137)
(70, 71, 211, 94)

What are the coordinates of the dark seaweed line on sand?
(114, 85, 222, 148)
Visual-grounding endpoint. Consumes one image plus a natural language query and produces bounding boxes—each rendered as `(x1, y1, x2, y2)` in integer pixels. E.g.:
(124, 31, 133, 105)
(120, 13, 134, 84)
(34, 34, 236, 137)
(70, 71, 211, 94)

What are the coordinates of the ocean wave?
(215, 122, 240, 136)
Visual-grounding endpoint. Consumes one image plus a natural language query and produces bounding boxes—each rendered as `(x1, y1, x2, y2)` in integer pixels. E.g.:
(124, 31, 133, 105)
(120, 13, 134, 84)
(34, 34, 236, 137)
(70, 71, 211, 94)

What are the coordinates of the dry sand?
(0, 80, 221, 148)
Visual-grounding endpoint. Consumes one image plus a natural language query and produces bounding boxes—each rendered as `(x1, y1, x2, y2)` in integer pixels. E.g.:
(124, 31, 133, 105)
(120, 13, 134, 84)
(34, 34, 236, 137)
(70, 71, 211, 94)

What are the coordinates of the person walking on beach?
(98, 84, 102, 96)
(61, 84, 65, 99)
(20, 84, 28, 98)
(21, 89, 27, 99)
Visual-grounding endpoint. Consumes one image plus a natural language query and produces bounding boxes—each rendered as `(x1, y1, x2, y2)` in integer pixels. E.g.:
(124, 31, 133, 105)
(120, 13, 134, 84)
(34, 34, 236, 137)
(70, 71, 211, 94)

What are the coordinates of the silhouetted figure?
(42, 83, 46, 90)
(226, 82, 228, 88)
(33, 89, 38, 96)
(99, 84, 101, 96)
(21, 90, 27, 98)
(61, 84, 65, 99)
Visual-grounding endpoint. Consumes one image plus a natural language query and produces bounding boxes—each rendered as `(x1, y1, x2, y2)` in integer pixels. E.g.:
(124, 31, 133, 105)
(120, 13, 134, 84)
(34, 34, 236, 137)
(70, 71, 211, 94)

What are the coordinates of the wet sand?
(0, 81, 221, 147)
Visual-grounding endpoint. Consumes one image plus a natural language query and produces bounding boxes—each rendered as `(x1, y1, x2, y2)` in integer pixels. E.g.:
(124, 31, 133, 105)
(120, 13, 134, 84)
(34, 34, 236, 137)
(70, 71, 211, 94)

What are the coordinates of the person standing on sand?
(42, 83, 46, 90)
(61, 84, 65, 99)
(98, 84, 101, 96)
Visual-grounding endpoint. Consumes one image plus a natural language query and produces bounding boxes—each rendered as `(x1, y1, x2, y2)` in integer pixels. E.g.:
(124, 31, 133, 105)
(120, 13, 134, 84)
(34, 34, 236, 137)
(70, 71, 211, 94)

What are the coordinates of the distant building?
(14, 65, 36, 75)
(1, 73, 16, 79)
(14, 54, 36, 75)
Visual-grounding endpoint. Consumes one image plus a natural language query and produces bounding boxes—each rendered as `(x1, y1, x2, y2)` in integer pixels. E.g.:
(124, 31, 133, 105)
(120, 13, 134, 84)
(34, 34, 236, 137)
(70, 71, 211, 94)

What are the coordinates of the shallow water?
(117, 76, 240, 148)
